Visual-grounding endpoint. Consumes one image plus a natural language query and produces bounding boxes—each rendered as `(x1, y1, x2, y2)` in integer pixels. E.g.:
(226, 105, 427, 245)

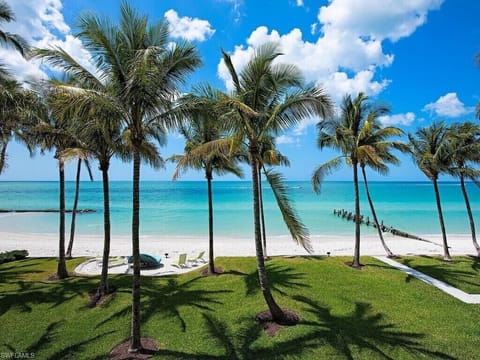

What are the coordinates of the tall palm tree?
(446, 121, 480, 257)
(72, 2, 200, 352)
(357, 110, 409, 257)
(221, 42, 332, 323)
(312, 93, 370, 268)
(408, 122, 452, 261)
(65, 157, 93, 259)
(170, 84, 243, 275)
(32, 93, 79, 279)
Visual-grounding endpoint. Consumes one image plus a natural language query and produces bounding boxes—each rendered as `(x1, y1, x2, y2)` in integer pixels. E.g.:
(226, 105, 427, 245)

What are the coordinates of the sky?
(1, 0, 480, 182)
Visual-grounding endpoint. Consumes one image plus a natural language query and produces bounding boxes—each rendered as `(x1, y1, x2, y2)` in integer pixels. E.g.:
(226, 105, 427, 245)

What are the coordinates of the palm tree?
(357, 110, 409, 257)
(170, 84, 243, 275)
(312, 93, 370, 268)
(408, 122, 452, 261)
(71, 2, 201, 352)
(32, 94, 79, 279)
(221, 42, 332, 323)
(65, 157, 93, 259)
(446, 121, 480, 257)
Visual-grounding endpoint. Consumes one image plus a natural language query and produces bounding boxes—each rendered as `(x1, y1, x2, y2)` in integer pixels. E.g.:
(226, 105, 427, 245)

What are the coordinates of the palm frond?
(265, 169, 311, 253)
(311, 156, 343, 194)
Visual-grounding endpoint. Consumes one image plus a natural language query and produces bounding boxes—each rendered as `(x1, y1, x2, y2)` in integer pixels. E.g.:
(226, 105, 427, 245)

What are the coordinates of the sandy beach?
(1, 231, 478, 276)
(1, 231, 477, 258)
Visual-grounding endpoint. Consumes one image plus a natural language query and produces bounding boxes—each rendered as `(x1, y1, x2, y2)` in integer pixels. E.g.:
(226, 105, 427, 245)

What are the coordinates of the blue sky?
(2, 0, 480, 181)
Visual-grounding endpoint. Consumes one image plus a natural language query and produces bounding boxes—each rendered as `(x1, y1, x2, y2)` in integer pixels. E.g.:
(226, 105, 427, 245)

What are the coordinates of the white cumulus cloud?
(2, 0, 94, 83)
(379, 112, 416, 126)
(218, 0, 443, 113)
(423, 92, 473, 118)
(164, 9, 215, 42)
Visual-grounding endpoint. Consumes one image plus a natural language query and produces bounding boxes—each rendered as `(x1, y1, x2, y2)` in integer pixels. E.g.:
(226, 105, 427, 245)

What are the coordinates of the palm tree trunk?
(250, 145, 285, 321)
(460, 175, 480, 257)
(129, 150, 142, 353)
(98, 165, 111, 296)
(206, 168, 215, 274)
(361, 166, 394, 257)
(57, 157, 68, 279)
(0, 142, 8, 174)
(66, 159, 82, 259)
(259, 167, 268, 258)
(432, 179, 452, 261)
(352, 159, 361, 267)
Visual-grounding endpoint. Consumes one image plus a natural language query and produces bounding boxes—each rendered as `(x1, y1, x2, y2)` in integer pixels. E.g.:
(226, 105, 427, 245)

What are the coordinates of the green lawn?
(0, 256, 479, 359)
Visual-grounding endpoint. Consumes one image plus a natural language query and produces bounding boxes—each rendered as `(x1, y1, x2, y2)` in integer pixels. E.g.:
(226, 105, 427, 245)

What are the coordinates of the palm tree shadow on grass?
(0, 276, 96, 317)
(292, 295, 456, 360)
(153, 313, 316, 359)
(402, 256, 480, 291)
(3, 319, 115, 360)
(244, 262, 309, 297)
(95, 276, 231, 332)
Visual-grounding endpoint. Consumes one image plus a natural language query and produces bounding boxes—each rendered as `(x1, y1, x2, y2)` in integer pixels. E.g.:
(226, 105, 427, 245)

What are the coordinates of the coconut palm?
(170, 84, 243, 275)
(221, 42, 332, 323)
(65, 158, 93, 259)
(446, 121, 480, 257)
(357, 110, 409, 257)
(408, 122, 452, 261)
(71, 2, 200, 352)
(32, 93, 80, 279)
(312, 93, 370, 268)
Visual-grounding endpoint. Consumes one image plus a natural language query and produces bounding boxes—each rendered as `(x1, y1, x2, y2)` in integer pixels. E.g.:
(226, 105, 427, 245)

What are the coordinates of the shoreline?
(0, 231, 477, 259)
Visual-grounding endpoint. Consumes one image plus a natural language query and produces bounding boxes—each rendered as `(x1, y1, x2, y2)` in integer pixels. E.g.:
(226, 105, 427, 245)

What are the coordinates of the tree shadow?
(153, 313, 317, 359)
(244, 262, 309, 297)
(3, 319, 115, 360)
(401, 256, 480, 291)
(0, 276, 96, 317)
(141, 277, 232, 332)
(292, 295, 456, 359)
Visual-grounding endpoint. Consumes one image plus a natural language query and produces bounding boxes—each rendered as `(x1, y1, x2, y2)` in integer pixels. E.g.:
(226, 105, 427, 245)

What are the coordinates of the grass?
(0, 255, 479, 359)
(397, 255, 480, 294)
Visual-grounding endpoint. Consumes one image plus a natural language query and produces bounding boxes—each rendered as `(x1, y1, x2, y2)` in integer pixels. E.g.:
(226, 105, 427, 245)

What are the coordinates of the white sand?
(1, 231, 477, 275)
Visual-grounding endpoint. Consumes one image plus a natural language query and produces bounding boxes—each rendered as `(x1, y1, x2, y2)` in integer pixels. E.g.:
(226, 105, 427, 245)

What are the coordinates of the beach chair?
(172, 253, 188, 268)
(188, 250, 206, 264)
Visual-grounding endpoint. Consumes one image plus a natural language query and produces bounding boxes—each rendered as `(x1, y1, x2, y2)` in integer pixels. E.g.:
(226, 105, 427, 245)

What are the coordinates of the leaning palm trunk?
(66, 159, 82, 259)
(206, 169, 216, 274)
(432, 179, 452, 261)
(460, 175, 480, 257)
(352, 159, 361, 267)
(0, 142, 7, 174)
(258, 168, 268, 258)
(250, 145, 286, 321)
(57, 157, 68, 279)
(98, 165, 111, 296)
(130, 151, 142, 352)
(361, 166, 395, 257)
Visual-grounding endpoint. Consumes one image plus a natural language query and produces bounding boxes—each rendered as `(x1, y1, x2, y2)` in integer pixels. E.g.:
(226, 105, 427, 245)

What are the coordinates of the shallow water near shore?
(0, 180, 478, 240)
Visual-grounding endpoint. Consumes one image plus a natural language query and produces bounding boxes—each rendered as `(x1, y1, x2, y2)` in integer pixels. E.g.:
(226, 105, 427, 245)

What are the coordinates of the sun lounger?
(188, 250, 206, 264)
(172, 253, 188, 268)
(96, 256, 127, 268)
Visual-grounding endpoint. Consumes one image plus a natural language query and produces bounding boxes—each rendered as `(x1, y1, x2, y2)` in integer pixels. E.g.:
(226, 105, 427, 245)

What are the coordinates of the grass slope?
(0, 256, 479, 359)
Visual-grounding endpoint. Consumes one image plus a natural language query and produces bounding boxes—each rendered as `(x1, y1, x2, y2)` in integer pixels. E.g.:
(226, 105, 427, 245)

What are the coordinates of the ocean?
(0, 181, 478, 238)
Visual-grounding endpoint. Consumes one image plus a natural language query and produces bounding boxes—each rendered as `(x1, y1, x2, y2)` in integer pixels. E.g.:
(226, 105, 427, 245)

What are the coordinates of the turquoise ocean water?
(0, 181, 478, 238)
